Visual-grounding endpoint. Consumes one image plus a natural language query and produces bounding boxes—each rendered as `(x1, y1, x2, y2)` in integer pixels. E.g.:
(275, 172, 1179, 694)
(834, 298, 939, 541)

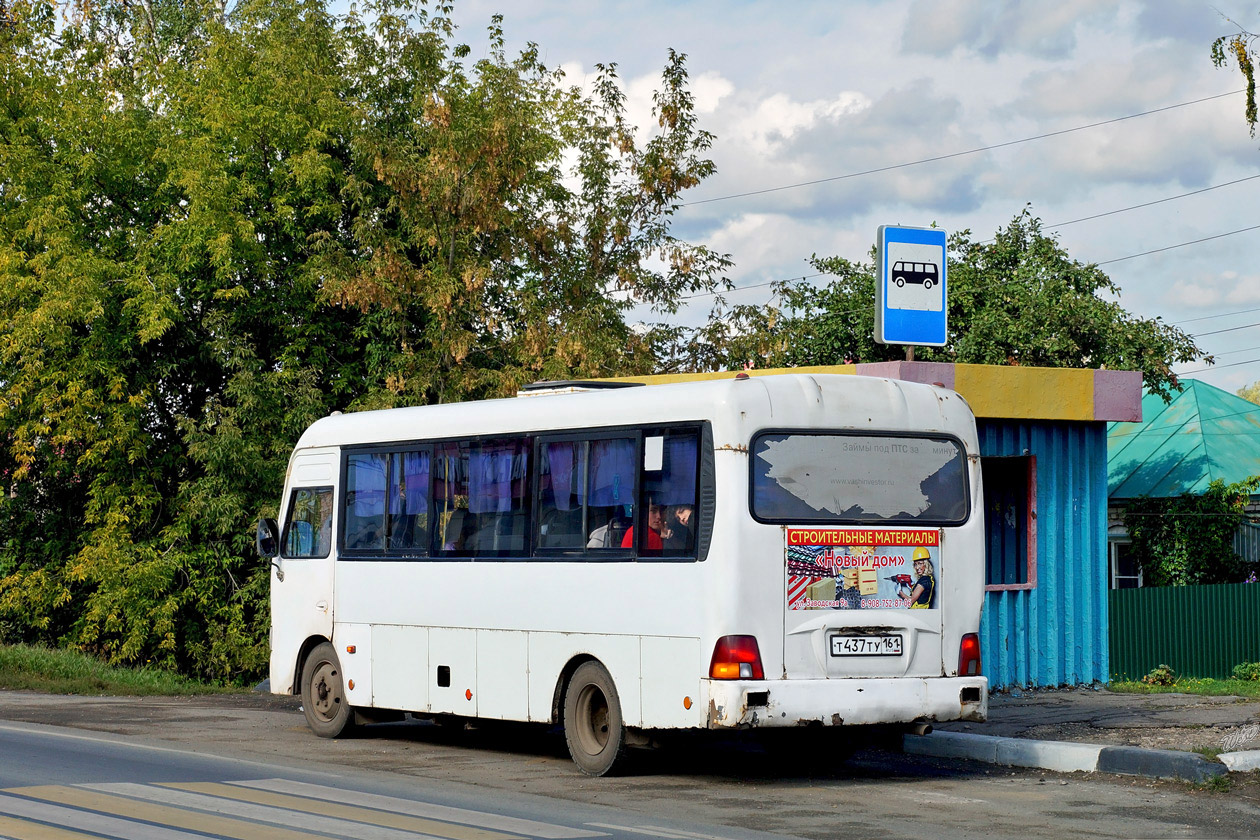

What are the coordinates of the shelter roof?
(1107, 380, 1260, 499)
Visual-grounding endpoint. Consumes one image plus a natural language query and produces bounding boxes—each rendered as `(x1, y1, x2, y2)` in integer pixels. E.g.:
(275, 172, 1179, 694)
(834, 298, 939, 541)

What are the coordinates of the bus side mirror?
(256, 517, 279, 559)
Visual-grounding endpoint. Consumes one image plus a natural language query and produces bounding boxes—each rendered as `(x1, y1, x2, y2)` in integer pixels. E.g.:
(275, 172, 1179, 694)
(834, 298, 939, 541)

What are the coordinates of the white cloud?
(1225, 274, 1260, 305)
(726, 90, 870, 158)
(1167, 279, 1223, 308)
(902, 0, 1122, 59)
(691, 71, 734, 114)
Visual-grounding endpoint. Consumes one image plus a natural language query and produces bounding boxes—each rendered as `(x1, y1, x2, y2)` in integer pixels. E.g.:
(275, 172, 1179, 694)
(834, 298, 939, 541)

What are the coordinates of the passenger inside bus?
(620, 502, 694, 552)
(587, 510, 631, 548)
(665, 504, 694, 551)
(620, 503, 668, 550)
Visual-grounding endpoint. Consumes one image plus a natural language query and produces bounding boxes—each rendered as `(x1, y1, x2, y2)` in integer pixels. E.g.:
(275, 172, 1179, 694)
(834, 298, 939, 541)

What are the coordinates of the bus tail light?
(959, 633, 981, 676)
(709, 635, 764, 680)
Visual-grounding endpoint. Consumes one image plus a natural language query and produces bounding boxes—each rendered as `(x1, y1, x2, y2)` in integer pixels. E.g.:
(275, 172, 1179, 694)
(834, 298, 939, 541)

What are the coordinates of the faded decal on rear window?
(752, 433, 967, 524)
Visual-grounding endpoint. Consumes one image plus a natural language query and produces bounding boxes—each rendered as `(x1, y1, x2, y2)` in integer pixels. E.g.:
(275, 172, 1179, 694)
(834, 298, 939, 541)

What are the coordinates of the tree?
(1239, 382, 1260, 405)
(672, 210, 1204, 401)
(0, 0, 727, 679)
(1123, 478, 1260, 586)
(1212, 15, 1258, 137)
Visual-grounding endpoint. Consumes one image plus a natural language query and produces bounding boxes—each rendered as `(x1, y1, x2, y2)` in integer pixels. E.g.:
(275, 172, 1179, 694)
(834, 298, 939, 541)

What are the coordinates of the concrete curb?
(1096, 745, 1223, 783)
(903, 731, 1228, 782)
(1219, 750, 1260, 772)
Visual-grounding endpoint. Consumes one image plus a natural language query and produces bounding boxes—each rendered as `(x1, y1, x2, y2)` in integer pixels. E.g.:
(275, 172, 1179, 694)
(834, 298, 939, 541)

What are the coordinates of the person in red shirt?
(621, 503, 667, 550)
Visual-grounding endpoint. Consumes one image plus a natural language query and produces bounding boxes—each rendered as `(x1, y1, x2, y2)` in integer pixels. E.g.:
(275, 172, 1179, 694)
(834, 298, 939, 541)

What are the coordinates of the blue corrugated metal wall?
(978, 421, 1109, 689)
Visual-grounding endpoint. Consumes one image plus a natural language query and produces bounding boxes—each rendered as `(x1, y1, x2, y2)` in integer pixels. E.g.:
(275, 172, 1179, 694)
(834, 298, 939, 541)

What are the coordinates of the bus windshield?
(751, 432, 968, 524)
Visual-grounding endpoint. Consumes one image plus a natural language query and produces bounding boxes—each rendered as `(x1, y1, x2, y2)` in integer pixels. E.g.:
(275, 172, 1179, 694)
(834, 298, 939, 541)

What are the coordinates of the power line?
(1180, 356, 1260, 374)
(977, 173, 1260, 245)
(683, 89, 1244, 207)
(1096, 223, 1260, 266)
(1193, 319, 1260, 338)
(677, 272, 825, 301)
(1212, 343, 1260, 357)
(1174, 306, 1260, 326)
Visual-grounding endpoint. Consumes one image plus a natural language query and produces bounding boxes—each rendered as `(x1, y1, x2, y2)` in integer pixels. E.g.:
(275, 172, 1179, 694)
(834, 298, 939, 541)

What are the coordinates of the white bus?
(257, 373, 988, 775)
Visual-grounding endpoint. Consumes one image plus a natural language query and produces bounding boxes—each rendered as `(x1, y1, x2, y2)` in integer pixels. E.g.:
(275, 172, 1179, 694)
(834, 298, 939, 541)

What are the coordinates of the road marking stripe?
(229, 779, 607, 839)
(582, 826, 735, 840)
(0, 793, 200, 840)
(0, 814, 112, 840)
(8, 786, 321, 840)
(160, 783, 520, 840)
(86, 783, 455, 840)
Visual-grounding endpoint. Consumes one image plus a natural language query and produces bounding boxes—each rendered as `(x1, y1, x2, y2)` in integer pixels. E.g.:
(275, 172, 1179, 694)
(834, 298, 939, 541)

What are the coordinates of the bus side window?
(388, 450, 430, 553)
(468, 438, 530, 554)
(344, 453, 387, 551)
(640, 429, 699, 557)
(433, 442, 471, 553)
(282, 486, 334, 559)
(587, 437, 637, 551)
(537, 440, 588, 550)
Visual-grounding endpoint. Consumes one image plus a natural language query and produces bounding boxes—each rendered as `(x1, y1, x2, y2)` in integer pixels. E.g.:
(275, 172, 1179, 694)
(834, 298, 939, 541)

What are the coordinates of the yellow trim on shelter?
(953, 365, 1094, 421)
(606, 362, 1112, 422)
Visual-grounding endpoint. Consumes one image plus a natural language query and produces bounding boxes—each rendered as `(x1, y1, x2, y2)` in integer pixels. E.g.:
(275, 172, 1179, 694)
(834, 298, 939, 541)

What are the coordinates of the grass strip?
(0, 644, 233, 696)
(1109, 677, 1260, 699)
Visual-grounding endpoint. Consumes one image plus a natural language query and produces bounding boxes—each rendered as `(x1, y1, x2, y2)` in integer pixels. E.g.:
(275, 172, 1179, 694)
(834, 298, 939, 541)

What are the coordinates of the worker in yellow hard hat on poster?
(897, 547, 936, 609)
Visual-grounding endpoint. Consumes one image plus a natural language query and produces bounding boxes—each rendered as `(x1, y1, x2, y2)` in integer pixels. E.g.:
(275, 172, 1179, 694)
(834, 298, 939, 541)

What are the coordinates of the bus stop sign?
(875, 225, 947, 347)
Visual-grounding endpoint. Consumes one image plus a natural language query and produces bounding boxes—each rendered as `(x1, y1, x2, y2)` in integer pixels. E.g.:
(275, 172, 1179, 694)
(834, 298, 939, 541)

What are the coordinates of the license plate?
(830, 634, 903, 656)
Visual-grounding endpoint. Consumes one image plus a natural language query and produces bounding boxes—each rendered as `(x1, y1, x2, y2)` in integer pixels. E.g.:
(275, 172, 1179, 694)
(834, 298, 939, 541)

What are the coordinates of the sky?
(446, 0, 1260, 393)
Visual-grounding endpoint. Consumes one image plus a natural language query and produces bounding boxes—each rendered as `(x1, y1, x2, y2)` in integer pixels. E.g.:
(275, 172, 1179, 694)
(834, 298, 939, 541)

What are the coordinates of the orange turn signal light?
(346, 645, 356, 654)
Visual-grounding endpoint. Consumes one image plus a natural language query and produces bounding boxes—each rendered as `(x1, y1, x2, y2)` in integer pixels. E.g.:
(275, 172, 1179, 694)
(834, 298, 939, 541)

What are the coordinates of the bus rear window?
(751, 432, 968, 524)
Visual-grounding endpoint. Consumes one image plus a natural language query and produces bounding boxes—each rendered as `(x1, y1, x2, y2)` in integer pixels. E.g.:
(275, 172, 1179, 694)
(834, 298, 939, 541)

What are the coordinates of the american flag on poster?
(787, 545, 831, 610)
(788, 574, 823, 609)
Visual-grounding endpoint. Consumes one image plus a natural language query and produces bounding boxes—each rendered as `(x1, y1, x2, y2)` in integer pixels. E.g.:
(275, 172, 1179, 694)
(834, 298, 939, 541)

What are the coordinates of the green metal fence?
(1109, 583, 1260, 681)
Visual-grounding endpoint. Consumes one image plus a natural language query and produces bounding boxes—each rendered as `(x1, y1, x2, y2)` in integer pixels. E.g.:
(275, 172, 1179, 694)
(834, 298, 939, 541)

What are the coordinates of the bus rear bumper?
(705, 676, 988, 729)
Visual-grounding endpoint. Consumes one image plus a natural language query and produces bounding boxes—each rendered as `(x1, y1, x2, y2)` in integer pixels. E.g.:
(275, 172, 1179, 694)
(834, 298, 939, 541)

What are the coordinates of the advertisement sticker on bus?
(786, 528, 939, 610)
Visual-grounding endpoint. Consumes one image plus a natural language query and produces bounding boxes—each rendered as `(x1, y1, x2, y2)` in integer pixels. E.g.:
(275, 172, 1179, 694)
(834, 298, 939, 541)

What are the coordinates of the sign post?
(875, 225, 947, 348)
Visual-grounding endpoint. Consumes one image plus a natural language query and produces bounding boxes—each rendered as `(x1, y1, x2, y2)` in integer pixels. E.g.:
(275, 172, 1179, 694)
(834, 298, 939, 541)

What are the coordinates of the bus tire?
(563, 661, 627, 776)
(301, 641, 355, 738)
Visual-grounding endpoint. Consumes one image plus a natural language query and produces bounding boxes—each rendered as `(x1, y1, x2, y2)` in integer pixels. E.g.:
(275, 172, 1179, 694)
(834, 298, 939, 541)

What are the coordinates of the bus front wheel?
(301, 641, 355, 738)
(563, 661, 627, 776)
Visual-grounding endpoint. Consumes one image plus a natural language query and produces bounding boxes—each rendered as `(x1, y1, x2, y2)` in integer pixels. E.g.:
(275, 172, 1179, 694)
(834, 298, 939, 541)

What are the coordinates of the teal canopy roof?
(1108, 380, 1260, 499)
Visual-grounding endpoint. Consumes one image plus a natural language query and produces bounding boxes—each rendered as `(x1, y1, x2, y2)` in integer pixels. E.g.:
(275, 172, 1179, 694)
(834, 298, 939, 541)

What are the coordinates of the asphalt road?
(0, 719, 790, 840)
(1, 691, 1259, 840)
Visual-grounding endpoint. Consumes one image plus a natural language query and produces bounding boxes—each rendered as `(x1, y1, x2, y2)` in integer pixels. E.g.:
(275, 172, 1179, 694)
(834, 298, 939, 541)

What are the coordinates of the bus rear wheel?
(563, 661, 627, 776)
(301, 641, 355, 738)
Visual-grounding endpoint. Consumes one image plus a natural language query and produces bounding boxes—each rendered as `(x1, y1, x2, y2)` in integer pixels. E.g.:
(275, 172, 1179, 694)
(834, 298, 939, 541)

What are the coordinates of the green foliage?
(1123, 478, 1260, 587)
(1212, 18, 1258, 137)
(1142, 663, 1178, 686)
(1194, 774, 1233, 794)
(672, 211, 1204, 401)
(1232, 661, 1260, 681)
(0, 0, 725, 681)
(1238, 381, 1260, 405)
